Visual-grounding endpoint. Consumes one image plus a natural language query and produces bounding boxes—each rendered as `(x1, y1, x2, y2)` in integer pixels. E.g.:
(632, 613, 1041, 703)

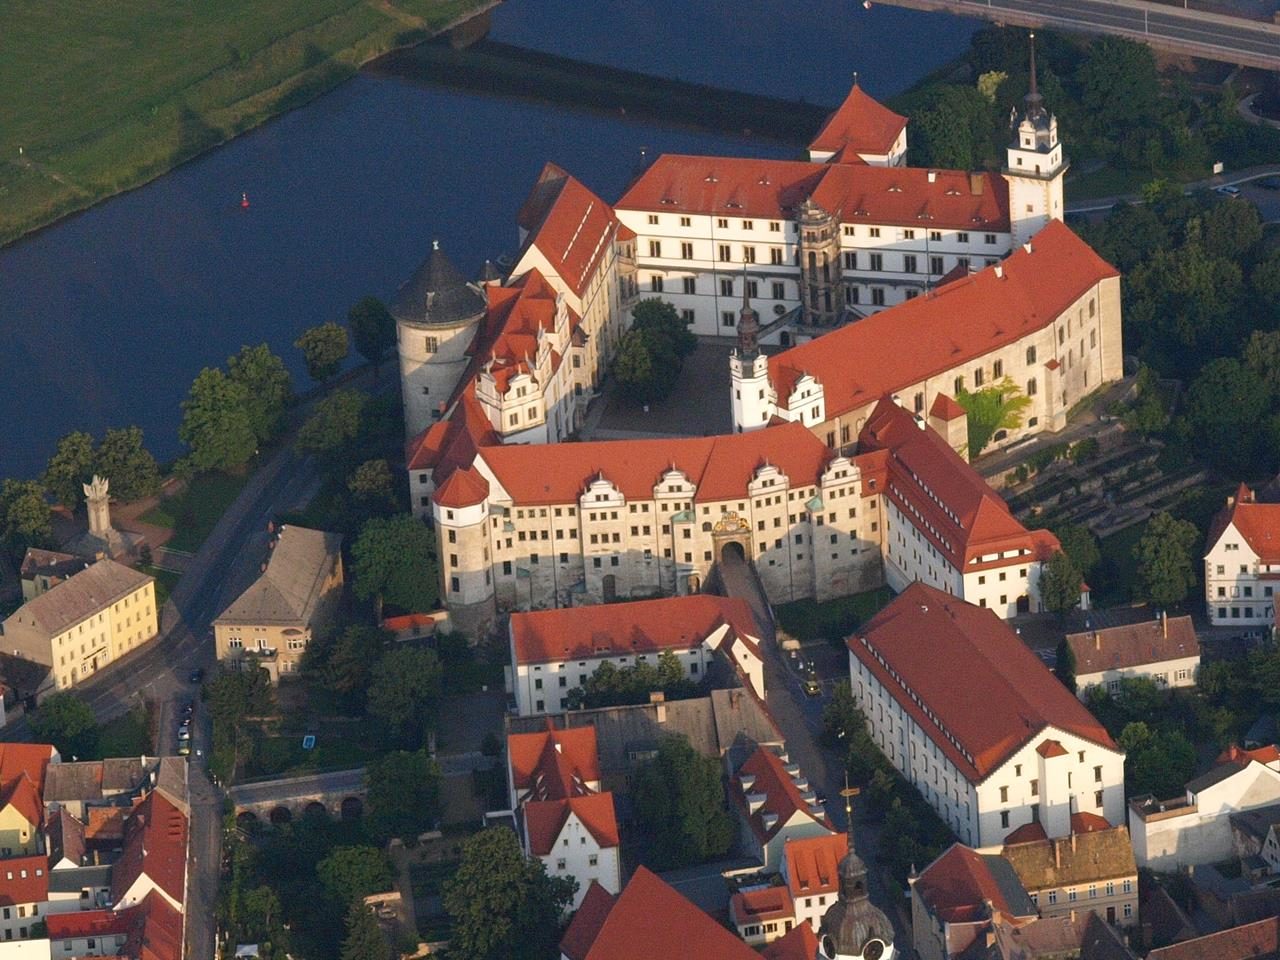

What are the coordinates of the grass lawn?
(775, 587, 892, 644)
(138, 564, 179, 607)
(0, 0, 490, 246)
(141, 470, 250, 553)
(98, 705, 152, 757)
(242, 720, 383, 780)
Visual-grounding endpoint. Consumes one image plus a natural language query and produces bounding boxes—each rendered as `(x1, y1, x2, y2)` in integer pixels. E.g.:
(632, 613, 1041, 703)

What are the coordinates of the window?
(680, 216, 691, 227)
(683, 276, 696, 294)
(999, 786, 1008, 802)
(930, 255, 944, 275)
(772, 281, 785, 300)
(1123, 902, 1133, 918)
(974, 367, 984, 387)
(650, 275, 664, 293)
(871, 288, 885, 306)
(1027, 377, 1037, 397)
(954, 375, 964, 394)
(771, 247, 785, 265)
(958, 232, 970, 243)
(1047, 890, 1057, 905)
(869, 227, 881, 238)
(985, 233, 997, 244)
(680, 308, 694, 325)
(1068, 888, 1077, 902)
(844, 251, 857, 270)
(1122, 879, 1132, 894)
(903, 254, 917, 273)
(589, 854, 598, 866)
(450, 576, 460, 593)
(720, 278, 734, 297)
(993, 359, 1003, 378)
(722, 311, 736, 327)
(1000, 811, 1010, 828)
(680, 241, 693, 259)
(743, 246, 756, 263)
(747, 280, 759, 299)
(648, 240, 661, 257)
(647, 214, 658, 225)
(1026, 346, 1037, 365)
(1030, 779, 1039, 797)
(424, 336, 438, 354)
(719, 244, 731, 262)
(869, 253, 883, 271)
(1094, 765, 1103, 782)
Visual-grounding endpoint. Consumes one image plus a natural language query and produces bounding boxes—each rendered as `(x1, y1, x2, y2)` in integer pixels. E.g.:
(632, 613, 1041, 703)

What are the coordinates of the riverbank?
(0, 0, 496, 249)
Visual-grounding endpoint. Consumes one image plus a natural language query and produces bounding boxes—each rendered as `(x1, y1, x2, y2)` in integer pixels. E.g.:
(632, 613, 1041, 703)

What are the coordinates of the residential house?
(18, 552, 87, 603)
(109, 791, 187, 912)
(0, 855, 49, 942)
(0, 746, 57, 859)
(910, 843, 1038, 960)
(212, 525, 343, 682)
(45, 891, 183, 960)
(1065, 614, 1200, 698)
(507, 594, 765, 716)
(848, 584, 1125, 847)
(1205, 484, 1280, 628)
(730, 746, 831, 870)
(782, 832, 848, 932)
(729, 885, 796, 946)
(1128, 757, 1280, 869)
(1000, 826, 1139, 928)
(1146, 915, 1279, 960)
(1228, 799, 1280, 868)
(1, 561, 156, 691)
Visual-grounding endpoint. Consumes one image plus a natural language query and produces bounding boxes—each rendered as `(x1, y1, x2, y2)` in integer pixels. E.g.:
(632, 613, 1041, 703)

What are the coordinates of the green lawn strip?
(99, 705, 152, 756)
(141, 470, 249, 552)
(774, 587, 892, 644)
(244, 719, 383, 779)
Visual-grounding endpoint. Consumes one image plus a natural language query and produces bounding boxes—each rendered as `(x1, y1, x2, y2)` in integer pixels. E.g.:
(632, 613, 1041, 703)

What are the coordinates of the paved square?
(593, 337, 737, 437)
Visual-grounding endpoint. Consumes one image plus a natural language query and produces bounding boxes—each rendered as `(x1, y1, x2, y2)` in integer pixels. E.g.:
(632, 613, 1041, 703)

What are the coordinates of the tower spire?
(737, 265, 759, 359)
(1022, 31, 1047, 125)
(1028, 32, 1038, 100)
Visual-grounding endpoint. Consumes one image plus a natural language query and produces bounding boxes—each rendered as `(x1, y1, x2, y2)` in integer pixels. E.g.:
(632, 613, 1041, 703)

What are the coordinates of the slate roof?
(214, 525, 341, 627)
(1067, 616, 1199, 676)
(47, 863, 112, 893)
(19, 548, 87, 583)
(44, 757, 152, 804)
(3, 559, 152, 637)
(390, 243, 487, 328)
(47, 808, 86, 868)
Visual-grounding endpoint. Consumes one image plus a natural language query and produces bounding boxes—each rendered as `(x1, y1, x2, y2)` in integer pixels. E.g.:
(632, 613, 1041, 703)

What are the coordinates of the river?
(0, 0, 979, 480)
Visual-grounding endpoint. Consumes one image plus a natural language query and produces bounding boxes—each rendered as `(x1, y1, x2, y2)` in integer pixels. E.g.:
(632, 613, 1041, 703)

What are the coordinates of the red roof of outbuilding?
(478, 420, 830, 506)
(915, 843, 1037, 924)
(1217, 743, 1280, 767)
(560, 882, 618, 960)
(809, 82, 908, 158)
(575, 866, 760, 960)
(929, 392, 966, 422)
(509, 594, 758, 665)
(850, 584, 1117, 783)
(783, 831, 847, 899)
(517, 163, 620, 298)
(1207, 484, 1280, 564)
(508, 724, 601, 800)
(1004, 821, 1048, 845)
(762, 922, 821, 960)
(1071, 811, 1113, 833)
(47, 908, 134, 939)
(523, 793, 619, 856)
(0, 854, 48, 906)
(769, 220, 1118, 420)
(730, 885, 794, 925)
(110, 790, 188, 907)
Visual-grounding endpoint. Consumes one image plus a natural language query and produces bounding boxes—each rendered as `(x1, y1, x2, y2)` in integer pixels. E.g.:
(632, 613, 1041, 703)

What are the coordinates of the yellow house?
(213, 525, 343, 682)
(0, 773, 42, 857)
(0, 559, 157, 690)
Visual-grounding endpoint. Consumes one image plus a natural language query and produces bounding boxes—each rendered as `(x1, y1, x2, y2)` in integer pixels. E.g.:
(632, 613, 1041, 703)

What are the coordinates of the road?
(868, 0, 1280, 69)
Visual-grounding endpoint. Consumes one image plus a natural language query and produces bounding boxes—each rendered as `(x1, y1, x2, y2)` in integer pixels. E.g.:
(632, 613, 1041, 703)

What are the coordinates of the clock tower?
(1003, 33, 1068, 247)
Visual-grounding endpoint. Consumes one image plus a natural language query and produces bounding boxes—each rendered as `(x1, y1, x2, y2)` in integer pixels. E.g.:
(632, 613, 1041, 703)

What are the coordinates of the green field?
(98, 705, 152, 757)
(0, 0, 489, 246)
(142, 469, 250, 552)
(775, 587, 892, 644)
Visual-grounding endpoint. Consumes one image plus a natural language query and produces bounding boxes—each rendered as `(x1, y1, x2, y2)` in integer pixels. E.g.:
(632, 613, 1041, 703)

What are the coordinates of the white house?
(1065, 613, 1200, 698)
(848, 584, 1126, 848)
(522, 794, 621, 910)
(1205, 484, 1280, 628)
(730, 746, 832, 870)
(0, 855, 49, 943)
(507, 594, 765, 716)
(781, 832, 848, 932)
(1128, 757, 1280, 870)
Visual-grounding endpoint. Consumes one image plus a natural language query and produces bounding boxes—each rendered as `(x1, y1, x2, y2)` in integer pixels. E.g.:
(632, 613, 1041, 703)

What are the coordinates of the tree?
(442, 827, 575, 960)
(1133, 511, 1199, 608)
(340, 902, 390, 960)
(611, 330, 657, 402)
(1075, 39, 1160, 144)
(632, 734, 734, 870)
(30, 693, 99, 760)
(1054, 522, 1101, 577)
(1118, 721, 1196, 799)
(1039, 551, 1083, 617)
(1201, 199, 1263, 261)
(347, 297, 396, 365)
(367, 647, 442, 748)
(295, 322, 349, 383)
(565, 651, 700, 710)
(0, 479, 53, 557)
(179, 367, 257, 472)
(1183, 358, 1270, 476)
(320, 624, 385, 709)
(1121, 366, 1169, 437)
(1054, 636, 1077, 694)
(903, 83, 998, 170)
(295, 390, 366, 459)
(976, 70, 1007, 103)
(632, 298, 696, 360)
(366, 750, 442, 842)
(1243, 330, 1280, 401)
(350, 514, 439, 618)
(318, 846, 393, 906)
(612, 299, 696, 404)
(347, 459, 397, 509)
(205, 664, 274, 780)
(228, 344, 292, 443)
(94, 426, 161, 502)
(42, 431, 96, 508)
(955, 377, 1033, 456)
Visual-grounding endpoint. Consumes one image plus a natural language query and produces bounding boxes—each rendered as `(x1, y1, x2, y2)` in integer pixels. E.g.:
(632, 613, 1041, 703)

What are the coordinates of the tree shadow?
(172, 106, 223, 167)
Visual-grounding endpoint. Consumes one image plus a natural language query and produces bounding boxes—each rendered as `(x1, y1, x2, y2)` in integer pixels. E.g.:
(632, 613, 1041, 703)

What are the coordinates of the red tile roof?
(762, 922, 820, 960)
(46, 907, 134, 940)
(783, 831, 847, 899)
(809, 82, 908, 158)
(0, 854, 48, 906)
(0, 772, 43, 829)
(850, 584, 1117, 782)
(810, 164, 1008, 231)
(1207, 484, 1280, 564)
(0, 744, 55, 794)
(111, 790, 188, 907)
(915, 843, 1036, 924)
(768, 220, 1118, 420)
(433, 465, 490, 508)
(732, 747, 830, 845)
(1037, 739, 1068, 758)
(517, 163, 619, 298)
(574, 866, 759, 960)
(858, 398, 1059, 568)
(1004, 821, 1048, 845)
(522, 792, 619, 856)
(1217, 743, 1280, 767)
(929, 392, 966, 422)
(617, 155, 828, 220)
(509, 594, 758, 665)
(124, 890, 184, 960)
(1071, 811, 1112, 833)
(560, 882, 617, 960)
(730, 885, 794, 925)
(1147, 916, 1280, 960)
(477, 420, 830, 506)
(405, 387, 499, 475)
(508, 724, 601, 801)
(1066, 616, 1199, 676)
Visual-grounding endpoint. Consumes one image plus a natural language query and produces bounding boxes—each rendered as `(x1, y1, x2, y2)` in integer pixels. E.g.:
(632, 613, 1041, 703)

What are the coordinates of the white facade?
(533, 809, 622, 911)
(1128, 760, 1280, 870)
(1205, 495, 1279, 627)
(1004, 112, 1067, 247)
(398, 310, 483, 440)
(0, 941, 51, 960)
(1076, 655, 1200, 698)
(512, 643, 712, 717)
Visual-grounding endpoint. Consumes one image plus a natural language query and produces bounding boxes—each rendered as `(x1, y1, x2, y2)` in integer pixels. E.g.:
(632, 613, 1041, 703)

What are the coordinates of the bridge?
(867, 0, 1280, 70)
(228, 767, 366, 826)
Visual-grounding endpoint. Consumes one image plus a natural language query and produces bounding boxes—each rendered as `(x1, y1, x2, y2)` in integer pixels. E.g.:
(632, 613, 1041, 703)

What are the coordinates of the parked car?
(188, 667, 204, 684)
(1216, 184, 1241, 198)
(177, 726, 191, 741)
(804, 673, 822, 696)
(178, 742, 191, 756)
(180, 701, 194, 718)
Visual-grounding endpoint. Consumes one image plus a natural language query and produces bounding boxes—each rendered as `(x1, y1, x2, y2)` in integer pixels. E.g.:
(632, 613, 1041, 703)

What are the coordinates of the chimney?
(1023, 241, 1033, 254)
(1094, 631, 1100, 651)
(1054, 838, 1062, 869)
(1071, 832, 1077, 853)
(969, 172, 984, 195)
(650, 690, 666, 723)
(928, 170, 938, 183)
(994, 264, 1004, 279)
(1162, 610, 1168, 639)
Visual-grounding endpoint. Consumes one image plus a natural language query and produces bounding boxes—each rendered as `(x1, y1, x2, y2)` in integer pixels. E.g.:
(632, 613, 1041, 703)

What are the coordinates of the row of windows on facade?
(532, 661, 700, 690)
(642, 211, 1002, 248)
(1216, 606, 1272, 619)
(1214, 583, 1274, 598)
(1029, 881, 1133, 906)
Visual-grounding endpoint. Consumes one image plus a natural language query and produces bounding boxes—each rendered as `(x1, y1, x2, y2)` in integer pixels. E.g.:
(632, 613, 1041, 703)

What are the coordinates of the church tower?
(1003, 33, 1068, 247)
(817, 789, 897, 960)
(797, 200, 843, 326)
(394, 241, 488, 439)
(729, 283, 773, 433)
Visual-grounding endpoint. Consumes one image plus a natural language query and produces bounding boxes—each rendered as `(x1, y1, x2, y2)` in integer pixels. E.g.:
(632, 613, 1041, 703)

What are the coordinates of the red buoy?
(241, 192, 250, 209)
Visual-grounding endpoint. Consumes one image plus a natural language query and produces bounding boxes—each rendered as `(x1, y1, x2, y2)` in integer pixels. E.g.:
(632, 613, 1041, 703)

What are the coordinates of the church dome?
(817, 796, 895, 960)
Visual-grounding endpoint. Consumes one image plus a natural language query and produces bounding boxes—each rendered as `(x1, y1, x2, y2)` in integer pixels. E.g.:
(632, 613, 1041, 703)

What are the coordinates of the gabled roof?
(1067, 616, 1199, 676)
(915, 842, 1036, 924)
(4, 559, 152, 637)
(809, 81, 908, 158)
(1002, 825, 1137, 890)
(732, 746, 830, 845)
(214, 525, 341, 627)
(783, 831, 846, 899)
(517, 163, 619, 298)
(19, 548, 87, 583)
(509, 594, 757, 665)
(43, 756, 151, 803)
(0, 772, 43, 829)
(729, 884, 793, 924)
(405, 387, 499, 476)
(1187, 757, 1280, 796)
(477, 420, 831, 506)
(851, 584, 1116, 782)
(46, 907, 134, 940)
(522, 793, 619, 856)
(48, 808, 86, 868)
(1217, 743, 1280, 768)
(508, 724, 601, 800)
(616, 155, 828, 220)
(433, 465, 490, 508)
(110, 790, 188, 907)
(573, 866, 760, 960)
(810, 164, 1008, 231)
(390, 243, 487, 328)
(769, 220, 1118, 420)
(0, 854, 48, 906)
(0, 744, 55, 795)
(762, 922, 820, 960)
(1207, 484, 1280, 563)
(560, 882, 617, 960)
(929, 392, 966, 422)
(123, 890, 185, 960)
(1146, 915, 1279, 960)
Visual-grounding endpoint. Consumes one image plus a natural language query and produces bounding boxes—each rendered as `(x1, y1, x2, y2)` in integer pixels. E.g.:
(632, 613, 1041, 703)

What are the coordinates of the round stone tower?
(797, 200, 843, 327)
(394, 241, 488, 438)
